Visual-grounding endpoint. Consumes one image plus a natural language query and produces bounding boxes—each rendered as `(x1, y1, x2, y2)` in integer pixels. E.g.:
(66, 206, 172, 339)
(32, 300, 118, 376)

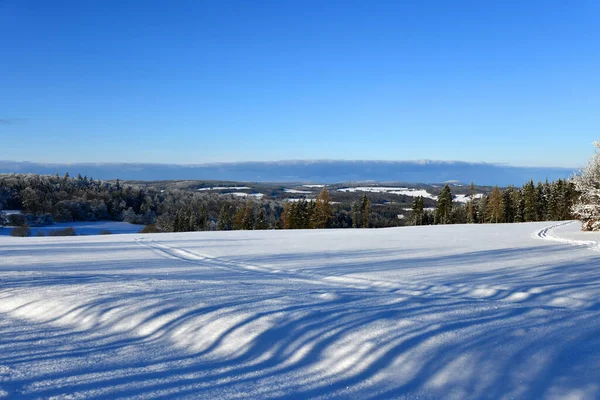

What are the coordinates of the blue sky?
(1, 0, 599, 167)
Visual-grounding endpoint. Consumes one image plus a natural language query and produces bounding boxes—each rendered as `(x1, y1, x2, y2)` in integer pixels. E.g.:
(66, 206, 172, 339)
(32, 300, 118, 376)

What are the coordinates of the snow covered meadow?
(1, 222, 600, 399)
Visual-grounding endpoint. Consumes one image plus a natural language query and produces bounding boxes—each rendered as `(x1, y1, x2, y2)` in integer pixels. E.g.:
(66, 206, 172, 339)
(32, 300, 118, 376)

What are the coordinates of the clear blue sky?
(1, 0, 599, 167)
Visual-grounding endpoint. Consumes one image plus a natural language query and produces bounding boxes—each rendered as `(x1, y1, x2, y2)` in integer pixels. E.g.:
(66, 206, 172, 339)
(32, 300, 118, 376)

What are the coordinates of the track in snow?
(1, 222, 600, 399)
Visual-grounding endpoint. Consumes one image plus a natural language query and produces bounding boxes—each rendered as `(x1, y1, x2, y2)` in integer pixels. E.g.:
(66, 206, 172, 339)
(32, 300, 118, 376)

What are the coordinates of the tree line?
(0, 173, 578, 234)
(0, 173, 380, 232)
(409, 179, 577, 226)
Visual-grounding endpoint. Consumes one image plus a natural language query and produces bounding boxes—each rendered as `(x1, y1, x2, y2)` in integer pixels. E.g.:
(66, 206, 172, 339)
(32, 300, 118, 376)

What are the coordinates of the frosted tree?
(572, 141, 600, 230)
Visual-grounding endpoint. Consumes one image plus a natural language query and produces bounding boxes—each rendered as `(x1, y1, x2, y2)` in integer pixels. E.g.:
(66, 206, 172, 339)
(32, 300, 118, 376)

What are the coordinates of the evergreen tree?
(514, 189, 525, 223)
(435, 184, 453, 224)
(450, 204, 467, 224)
(523, 180, 537, 222)
(477, 195, 488, 224)
(217, 203, 234, 230)
(255, 207, 269, 230)
(411, 196, 425, 225)
(536, 182, 547, 221)
(502, 187, 515, 223)
(351, 201, 361, 228)
(547, 180, 561, 221)
(360, 194, 371, 228)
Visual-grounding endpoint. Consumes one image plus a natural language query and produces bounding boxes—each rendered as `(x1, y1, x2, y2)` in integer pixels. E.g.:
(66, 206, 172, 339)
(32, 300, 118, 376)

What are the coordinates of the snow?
(197, 186, 251, 191)
(0, 221, 142, 236)
(302, 184, 325, 188)
(285, 198, 315, 202)
(0, 210, 21, 216)
(1, 221, 600, 399)
(230, 192, 264, 199)
(338, 186, 406, 192)
(453, 193, 484, 203)
(338, 187, 437, 199)
(284, 189, 312, 194)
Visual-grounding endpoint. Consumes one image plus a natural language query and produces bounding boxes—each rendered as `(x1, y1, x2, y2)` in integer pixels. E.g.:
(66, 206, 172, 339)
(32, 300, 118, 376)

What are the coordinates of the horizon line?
(0, 159, 580, 170)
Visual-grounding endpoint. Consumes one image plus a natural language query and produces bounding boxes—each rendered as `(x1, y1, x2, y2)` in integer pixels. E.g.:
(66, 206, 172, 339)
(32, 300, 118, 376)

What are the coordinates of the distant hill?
(0, 160, 577, 186)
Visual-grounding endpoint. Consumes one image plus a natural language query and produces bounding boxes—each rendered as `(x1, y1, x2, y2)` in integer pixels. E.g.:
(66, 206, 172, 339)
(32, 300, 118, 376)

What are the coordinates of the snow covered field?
(1, 222, 600, 399)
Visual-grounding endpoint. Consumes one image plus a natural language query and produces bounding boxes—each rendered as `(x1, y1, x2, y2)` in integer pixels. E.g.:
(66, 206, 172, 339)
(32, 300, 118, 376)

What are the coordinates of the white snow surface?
(1, 221, 600, 399)
(338, 187, 437, 199)
(302, 185, 325, 188)
(284, 189, 312, 194)
(230, 192, 264, 199)
(453, 194, 484, 203)
(197, 187, 251, 191)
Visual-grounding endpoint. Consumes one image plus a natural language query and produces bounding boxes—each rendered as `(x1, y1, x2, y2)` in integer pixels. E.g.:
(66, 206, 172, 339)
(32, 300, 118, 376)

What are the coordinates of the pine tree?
(514, 189, 525, 223)
(477, 195, 488, 224)
(411, 196, 425, 225)
(217, 203, 234, 230)
(502, 187, 515, 223)
(466, 182, 477, 223)
(547, 180, 561, 221)
(536, 182, 547, 221)
(435, 184, 453, 224)
(188, 209, 197, 231)
(351, 201, 361, 228)
(255, 207, 268, 230)
(523, 180, 537, 222)
(361, 194, 370, 228)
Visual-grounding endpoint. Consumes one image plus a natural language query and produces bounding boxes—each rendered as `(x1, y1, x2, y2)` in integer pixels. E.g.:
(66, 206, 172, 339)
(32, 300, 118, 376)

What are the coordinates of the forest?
(0, 173, 577, 235)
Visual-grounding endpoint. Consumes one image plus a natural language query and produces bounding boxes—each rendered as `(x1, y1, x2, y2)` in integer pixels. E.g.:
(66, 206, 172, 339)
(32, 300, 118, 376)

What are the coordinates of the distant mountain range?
(0, 160, 577, 186)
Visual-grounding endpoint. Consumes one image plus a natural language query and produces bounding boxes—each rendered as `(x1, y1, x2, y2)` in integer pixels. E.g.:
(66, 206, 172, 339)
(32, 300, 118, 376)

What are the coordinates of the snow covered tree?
(255, 207, 269, 230)
(217, 203, 234, 230)
(536, 181, 548, 221)
(523, 180, 537, 222)
(572, 142, 600, 229)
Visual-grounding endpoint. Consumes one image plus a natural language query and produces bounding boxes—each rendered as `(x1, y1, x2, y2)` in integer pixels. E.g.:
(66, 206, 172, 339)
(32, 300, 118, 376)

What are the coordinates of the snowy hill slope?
(1, 222, 600, 399)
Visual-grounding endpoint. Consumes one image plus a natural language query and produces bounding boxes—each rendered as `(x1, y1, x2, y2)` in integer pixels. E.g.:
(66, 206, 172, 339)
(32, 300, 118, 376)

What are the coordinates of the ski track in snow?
(1, 222, 600, 399)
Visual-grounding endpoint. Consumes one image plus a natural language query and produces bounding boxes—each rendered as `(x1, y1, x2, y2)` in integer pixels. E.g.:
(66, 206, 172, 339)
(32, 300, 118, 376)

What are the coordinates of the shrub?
(99, 230, 112, 235)
(36, 231, 46, 237)
(8, 214, 28, 227)
(11, 225, 31, 237)
(49, 227, 77, 236)
(140, 224, 160, 233)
